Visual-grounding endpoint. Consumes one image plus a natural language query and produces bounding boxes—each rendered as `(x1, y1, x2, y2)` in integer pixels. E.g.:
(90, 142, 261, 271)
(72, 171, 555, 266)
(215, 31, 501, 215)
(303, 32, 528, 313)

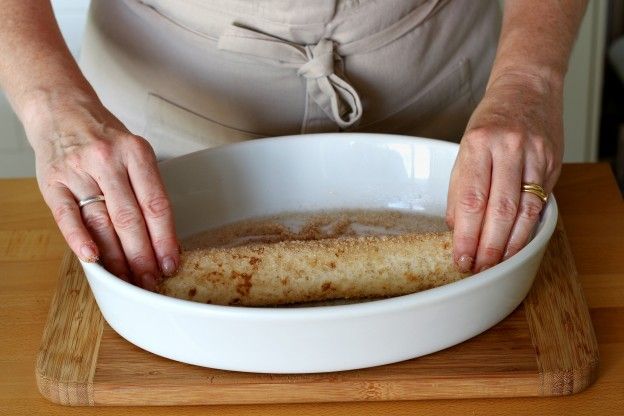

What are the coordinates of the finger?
(125, 138, 180, 277)
(81, 198, 131, 281)
(473, 144, 522, 272)
(503, 162, 547, 260)
(503, 192, 544, 260)
(43, 185, 99, 263)
(97, 171, 160, 291)
(63, 168, 131, 281)
(451, 146, 492, 273)
(446, 166, 458, 230)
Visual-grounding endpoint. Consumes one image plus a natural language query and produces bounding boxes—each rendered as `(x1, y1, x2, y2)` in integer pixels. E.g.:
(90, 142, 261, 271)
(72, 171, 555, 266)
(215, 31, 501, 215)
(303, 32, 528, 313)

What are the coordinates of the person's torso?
(81, 0, 501, 158)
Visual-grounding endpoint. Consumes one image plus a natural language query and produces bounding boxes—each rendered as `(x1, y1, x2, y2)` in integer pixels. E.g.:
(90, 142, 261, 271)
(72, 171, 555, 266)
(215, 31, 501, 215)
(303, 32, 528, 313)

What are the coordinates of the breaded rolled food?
(157, 231, 468, 306)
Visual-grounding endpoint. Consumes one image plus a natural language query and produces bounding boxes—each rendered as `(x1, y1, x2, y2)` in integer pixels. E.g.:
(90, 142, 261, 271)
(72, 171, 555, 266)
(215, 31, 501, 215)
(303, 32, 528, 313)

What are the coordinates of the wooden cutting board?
(36, 220, 599, 406)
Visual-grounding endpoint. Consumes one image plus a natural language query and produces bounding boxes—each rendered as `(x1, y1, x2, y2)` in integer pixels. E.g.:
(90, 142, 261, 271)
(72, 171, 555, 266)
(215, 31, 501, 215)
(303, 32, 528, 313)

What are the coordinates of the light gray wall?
(562, 0, 608, 162)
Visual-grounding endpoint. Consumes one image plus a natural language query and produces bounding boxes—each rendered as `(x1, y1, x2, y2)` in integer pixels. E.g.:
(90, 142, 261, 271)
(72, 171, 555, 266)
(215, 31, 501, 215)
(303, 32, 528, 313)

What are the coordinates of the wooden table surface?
(1, 163, 623, 415)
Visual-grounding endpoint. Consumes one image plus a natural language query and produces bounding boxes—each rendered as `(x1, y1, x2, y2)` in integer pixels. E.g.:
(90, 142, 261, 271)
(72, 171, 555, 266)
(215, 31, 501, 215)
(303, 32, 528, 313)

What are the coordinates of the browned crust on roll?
(157, 231, 468, 306)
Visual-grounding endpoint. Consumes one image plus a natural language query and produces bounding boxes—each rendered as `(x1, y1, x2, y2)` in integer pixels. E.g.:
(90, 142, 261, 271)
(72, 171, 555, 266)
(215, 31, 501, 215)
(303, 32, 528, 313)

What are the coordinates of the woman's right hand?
(24, 89, 179, 290)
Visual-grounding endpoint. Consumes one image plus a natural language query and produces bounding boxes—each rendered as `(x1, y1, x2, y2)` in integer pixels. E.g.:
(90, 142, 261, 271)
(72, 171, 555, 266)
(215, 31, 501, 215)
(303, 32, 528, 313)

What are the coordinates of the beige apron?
(80, 0, 501, 159)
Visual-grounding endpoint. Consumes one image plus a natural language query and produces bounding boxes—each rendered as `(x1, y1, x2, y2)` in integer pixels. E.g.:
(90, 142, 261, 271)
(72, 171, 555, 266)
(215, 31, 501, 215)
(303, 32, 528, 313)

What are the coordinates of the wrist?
(467, 64, 565, 150)
(487, 64, 564, 97)
(20, 83, 96, 119)
(18, 84, 99, 134)
(17, 84, 107, 155)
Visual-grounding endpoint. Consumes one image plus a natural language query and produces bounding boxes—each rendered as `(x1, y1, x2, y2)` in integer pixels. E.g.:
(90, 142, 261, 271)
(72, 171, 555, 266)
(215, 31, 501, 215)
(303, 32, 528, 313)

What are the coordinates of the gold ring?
(521, 183, 548, 203)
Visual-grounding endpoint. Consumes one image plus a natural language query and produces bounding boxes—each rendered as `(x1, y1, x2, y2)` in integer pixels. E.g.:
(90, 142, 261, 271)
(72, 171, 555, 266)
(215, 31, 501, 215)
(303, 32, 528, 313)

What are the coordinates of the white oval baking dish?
(81, 133, 557, 373)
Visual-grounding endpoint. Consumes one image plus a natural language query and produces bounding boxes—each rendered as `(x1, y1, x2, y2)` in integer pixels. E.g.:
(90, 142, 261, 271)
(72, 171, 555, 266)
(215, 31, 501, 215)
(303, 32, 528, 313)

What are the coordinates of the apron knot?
(297, 39, 335, 79)
(218, 25, 362, 132)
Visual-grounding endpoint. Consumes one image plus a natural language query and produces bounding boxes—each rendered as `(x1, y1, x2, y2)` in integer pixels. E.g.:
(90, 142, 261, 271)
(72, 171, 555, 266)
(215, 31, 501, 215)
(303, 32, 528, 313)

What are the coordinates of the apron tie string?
(218, 25, 362, 132)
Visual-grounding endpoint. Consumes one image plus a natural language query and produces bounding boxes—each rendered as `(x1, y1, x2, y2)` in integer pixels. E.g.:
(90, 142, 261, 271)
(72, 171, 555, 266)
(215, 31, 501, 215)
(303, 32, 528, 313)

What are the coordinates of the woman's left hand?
(446, 71, 564, 273)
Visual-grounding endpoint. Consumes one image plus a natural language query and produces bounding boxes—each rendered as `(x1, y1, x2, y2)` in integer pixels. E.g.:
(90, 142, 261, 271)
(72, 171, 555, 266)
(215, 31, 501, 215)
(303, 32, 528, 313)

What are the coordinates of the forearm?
(0, 0, 96, 128)
(450, 1, 588, 272)
(488, 0, 588, 94)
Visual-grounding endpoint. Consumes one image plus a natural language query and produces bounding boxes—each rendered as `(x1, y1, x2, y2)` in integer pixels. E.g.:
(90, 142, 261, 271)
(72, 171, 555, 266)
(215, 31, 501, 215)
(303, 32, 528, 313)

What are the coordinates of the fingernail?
(479, 265, 492, 273)
(141, 273, 157, 291)
(161, 256, 178, 277)
(456, 255, 473, 273)
(80, 243, 99, 262)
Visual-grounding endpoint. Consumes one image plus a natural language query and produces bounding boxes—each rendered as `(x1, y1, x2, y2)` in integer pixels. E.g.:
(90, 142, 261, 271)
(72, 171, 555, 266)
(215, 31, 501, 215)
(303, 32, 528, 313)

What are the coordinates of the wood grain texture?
(92, 308, 537, 405)
(524, 220, 599, 395)
(35, 252, 104, 405)
(34, 221, 597, 406)
(2, 165, 623, 415)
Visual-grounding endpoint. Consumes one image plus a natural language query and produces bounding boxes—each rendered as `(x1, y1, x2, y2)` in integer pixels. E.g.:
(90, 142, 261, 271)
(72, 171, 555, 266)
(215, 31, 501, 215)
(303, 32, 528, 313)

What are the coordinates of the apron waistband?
(128, 0, 447, 131)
